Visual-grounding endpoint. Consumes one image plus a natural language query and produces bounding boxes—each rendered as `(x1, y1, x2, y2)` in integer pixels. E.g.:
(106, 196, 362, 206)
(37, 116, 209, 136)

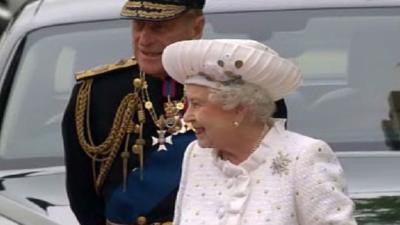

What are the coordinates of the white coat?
(173, 120, 357, 225)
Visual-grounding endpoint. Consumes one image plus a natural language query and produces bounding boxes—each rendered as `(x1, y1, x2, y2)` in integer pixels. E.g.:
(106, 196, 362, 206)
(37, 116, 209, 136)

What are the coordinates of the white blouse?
(173, 120, 357, 225)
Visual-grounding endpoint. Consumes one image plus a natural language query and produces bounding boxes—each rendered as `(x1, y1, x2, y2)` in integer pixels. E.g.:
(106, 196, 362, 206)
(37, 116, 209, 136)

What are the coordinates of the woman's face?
(183, 84, 238, 149)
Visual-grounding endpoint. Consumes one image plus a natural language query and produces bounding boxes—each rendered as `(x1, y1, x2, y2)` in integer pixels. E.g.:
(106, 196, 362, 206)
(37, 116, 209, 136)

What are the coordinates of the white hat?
(162, 39, 302, 101)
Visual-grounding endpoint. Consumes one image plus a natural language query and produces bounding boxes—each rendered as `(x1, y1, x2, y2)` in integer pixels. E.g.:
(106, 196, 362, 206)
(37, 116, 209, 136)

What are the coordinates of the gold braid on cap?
(122, 1, 186, 19)
(75, 79, 143, 193)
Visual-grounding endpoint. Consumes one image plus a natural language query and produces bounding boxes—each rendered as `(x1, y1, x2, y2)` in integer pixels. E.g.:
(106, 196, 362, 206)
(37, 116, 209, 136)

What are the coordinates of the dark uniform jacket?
(62, 58, 287, 225)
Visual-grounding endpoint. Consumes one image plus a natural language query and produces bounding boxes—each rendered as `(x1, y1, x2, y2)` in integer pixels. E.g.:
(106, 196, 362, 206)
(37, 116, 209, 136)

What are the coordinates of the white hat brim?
(162, 39, 302, 101)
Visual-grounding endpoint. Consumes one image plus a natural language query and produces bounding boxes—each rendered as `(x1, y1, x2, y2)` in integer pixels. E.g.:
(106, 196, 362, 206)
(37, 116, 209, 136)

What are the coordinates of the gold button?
(176, 102, 185, 110)
(145, 101, 153, 109)
(133, 78, 143, 88)
(136, 216, 147, 225)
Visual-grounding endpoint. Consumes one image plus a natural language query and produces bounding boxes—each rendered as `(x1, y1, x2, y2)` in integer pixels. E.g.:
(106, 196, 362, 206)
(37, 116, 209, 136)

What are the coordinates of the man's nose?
(139, 26, 156, 45)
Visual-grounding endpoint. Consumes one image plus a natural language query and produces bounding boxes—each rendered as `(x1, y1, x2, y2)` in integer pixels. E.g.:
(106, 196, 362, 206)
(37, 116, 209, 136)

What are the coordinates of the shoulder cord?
(75, 79, 141, 193)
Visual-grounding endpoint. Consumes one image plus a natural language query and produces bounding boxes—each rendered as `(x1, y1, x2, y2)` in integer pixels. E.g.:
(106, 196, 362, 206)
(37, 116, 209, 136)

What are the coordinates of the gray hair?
(208, 82, 276, 122)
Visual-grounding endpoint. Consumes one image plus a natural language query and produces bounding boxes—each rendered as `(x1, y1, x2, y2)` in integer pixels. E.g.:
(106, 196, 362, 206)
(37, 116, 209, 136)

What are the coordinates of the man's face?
(132, 12, 204, 77)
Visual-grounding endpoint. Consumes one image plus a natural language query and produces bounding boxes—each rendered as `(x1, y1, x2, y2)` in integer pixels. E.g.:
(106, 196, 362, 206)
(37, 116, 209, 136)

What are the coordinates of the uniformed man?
(62, 0, 287, 224)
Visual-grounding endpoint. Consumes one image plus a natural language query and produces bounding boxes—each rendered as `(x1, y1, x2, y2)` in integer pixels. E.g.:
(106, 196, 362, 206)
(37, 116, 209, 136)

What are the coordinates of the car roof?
(1, 0, 399, 72)
(18, 0, 400, 31)
(0, 5, 11, 20)
(1, 0, 399, 74)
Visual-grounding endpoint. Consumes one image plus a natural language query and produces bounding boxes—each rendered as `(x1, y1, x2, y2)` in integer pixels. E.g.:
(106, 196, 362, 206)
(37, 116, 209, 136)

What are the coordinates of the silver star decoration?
(271, 152, 291, 176)
(152, 129, 173, 151)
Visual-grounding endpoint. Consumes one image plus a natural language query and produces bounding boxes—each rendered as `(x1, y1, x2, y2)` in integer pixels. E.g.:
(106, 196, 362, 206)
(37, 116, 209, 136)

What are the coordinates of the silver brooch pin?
(271, 152, 291, 176)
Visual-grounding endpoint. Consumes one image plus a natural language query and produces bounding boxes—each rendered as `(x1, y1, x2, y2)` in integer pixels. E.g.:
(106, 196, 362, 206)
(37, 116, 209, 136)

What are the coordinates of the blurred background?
(0, 0, 28, 35)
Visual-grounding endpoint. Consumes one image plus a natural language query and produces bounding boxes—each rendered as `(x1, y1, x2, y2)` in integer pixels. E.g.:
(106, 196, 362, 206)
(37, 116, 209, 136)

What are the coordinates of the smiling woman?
(0, 0, 399, 224)
(162, 39, 357, 225)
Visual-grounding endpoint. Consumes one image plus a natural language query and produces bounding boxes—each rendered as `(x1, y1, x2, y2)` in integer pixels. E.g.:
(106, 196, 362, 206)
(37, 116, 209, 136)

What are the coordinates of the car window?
(0, 20, 132, 165)
(0, 7, 399, 169)
(204, 8, 400, 151)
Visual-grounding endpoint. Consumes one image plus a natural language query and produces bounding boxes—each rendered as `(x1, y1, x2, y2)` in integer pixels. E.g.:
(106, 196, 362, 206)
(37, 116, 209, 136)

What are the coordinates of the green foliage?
(354, 196, 400, 225)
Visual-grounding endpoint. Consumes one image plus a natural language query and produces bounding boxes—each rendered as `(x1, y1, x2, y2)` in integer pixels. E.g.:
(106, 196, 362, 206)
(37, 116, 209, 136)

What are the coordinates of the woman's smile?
(193, 126, 205, 136)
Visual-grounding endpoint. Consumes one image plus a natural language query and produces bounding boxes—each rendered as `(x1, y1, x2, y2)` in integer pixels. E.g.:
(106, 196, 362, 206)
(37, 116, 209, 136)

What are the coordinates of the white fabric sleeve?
(173, 140, 197, 225)
(293, 140, 358, 225)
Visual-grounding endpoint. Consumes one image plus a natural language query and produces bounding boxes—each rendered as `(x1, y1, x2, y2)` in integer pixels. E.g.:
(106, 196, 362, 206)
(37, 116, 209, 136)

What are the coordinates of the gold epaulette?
(75, 57, 138, 81)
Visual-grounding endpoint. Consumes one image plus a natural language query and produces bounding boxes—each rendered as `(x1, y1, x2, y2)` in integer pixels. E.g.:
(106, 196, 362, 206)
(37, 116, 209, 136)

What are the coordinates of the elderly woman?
(162, 39, 357, 225)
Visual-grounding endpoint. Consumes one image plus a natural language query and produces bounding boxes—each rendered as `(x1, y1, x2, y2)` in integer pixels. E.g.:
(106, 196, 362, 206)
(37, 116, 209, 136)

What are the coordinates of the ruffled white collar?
(212, 119, 286, 176)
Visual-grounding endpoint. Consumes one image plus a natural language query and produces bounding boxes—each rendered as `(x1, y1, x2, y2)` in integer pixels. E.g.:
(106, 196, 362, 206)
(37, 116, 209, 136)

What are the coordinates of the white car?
(4, 0, 27, 13)
(0, 0, 399, 224)
(0, 2, 10, 34)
